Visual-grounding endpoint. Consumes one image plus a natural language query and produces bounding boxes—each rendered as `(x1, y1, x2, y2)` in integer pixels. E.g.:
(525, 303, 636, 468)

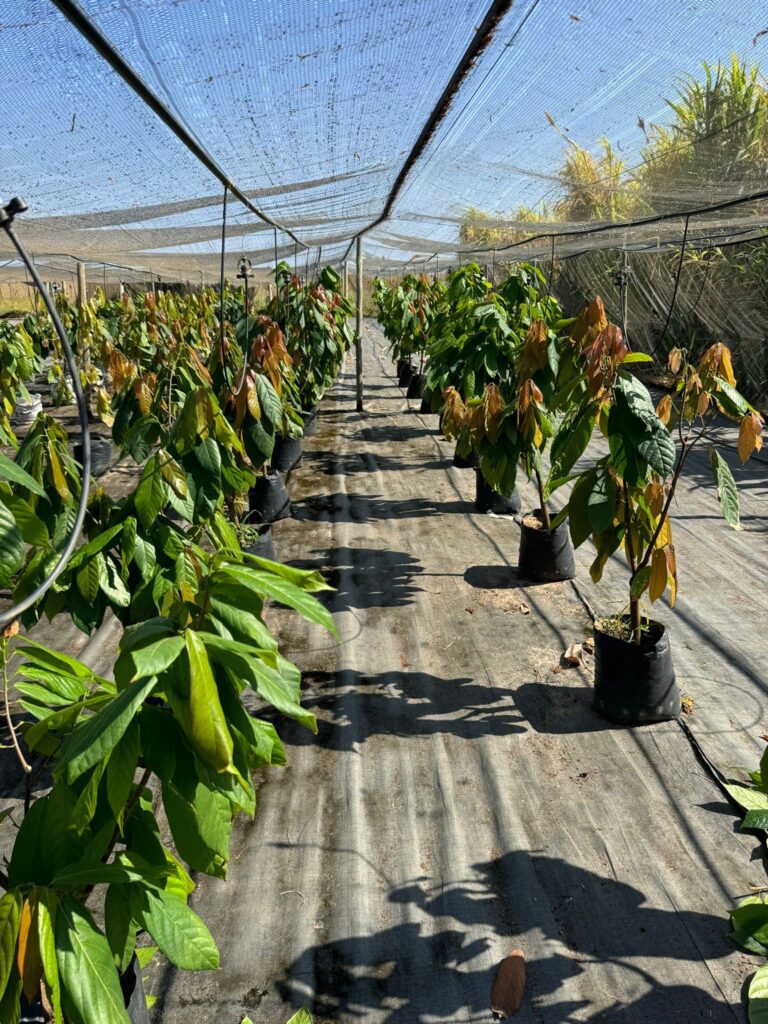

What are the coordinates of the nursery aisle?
(152, 322, 757, 1024)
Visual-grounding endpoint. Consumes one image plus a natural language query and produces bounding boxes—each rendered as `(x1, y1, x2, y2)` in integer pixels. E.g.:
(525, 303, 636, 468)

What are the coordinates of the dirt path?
(152, 322, 759, 1023)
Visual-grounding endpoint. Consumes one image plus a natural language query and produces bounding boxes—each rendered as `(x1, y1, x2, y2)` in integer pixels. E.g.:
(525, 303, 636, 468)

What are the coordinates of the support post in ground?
(77, 261, 87, 308)
(355, 238, 364, 412)
(343, 260, 349, 299)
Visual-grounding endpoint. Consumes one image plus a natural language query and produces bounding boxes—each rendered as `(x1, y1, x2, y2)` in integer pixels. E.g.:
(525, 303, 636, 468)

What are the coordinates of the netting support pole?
(343, 260, 349, 299)
(355, 237, 364, 413)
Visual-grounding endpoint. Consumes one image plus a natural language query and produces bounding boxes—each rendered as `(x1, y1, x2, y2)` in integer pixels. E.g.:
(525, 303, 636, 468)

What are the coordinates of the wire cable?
(0, 198, 91, 630)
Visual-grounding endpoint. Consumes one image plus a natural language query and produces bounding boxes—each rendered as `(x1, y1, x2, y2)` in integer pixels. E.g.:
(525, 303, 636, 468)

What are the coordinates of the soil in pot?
(517, 508, 576, 582)
(249, 472, 292, 523)
(302, 405, 319, 437)
(270, 434, 303, 472)
(406, 373, 424, 400)
(397, 363, 413, 389)
(475, 471, 521, 514)
(74, 437, 113, 478)
(593, 615, 680, 724)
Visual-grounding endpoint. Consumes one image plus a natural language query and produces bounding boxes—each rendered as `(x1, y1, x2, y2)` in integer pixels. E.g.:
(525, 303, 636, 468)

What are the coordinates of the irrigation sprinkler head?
(0, 196, 28, 229)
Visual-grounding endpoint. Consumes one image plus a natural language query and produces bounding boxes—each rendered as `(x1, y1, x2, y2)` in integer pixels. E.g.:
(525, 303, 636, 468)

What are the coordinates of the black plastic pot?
(270, 435, 303, 472)
(396, 358, 411, 379)
(397, 364, 413, 389)
(475, 470, 521, 514)
(244, 524, 276, 561)
(420, 396, 432, 414)
(518, 509, 576, 582)
(302, 405, 319, 437)
(593, 616, 680, 724)
(248, 472, 292, 523)
(453, 448, 478, 469)
(121, 954, 150, 1024)
(74, 437, 113, 478)
(406, 373, 424, 400)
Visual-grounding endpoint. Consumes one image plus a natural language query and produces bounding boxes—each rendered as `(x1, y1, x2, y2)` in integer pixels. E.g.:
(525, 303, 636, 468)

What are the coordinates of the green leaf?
(76, 558, 101, 604)
(37, 891, 62, 1024)
(749, 962, 768, 1024)
(612, 375, 676, 477)
(255, 374, 283, 428)
(135, 454, 167, 530)
(567, 470, 596, 549)
(183, 630, 233, 772)
(286, 1011, 313, 1024)
(709, 447, 740, 528)
(158, 450, 188, 498)
(127, 886, 220, 971)
(725, 784, 768, 811)
(742, 810, 768, 831)
(58, 677, 158, 783)
(129, 635, 185, 681)
(0, 499, 24, 586)
(3, 496, 48, 547)
(0, 451, 46, 496)
(714, 376, 750, 418)
(0, 893, 22, 998)
(98, 556, 131, 607)
(239, 555, 333, 593)
(546, 400, 598, 496)
(66, 523, 124, 571)
(103, 886, 136, 974)
(55, 896, 131, 1024)
(193, 438, 221, 479)
(622, 352, 654, 364)
(217, 564, 337, 636)
(106, 720, 139, 827)
(630, 567, 652, 599)
(586, 470, 616, 532)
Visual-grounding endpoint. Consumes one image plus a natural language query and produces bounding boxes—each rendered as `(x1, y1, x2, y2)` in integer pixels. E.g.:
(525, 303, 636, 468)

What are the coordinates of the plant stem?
(1, 641, 31, 777)
(535, 468, 551, 529)
(622, 483, 642, 644)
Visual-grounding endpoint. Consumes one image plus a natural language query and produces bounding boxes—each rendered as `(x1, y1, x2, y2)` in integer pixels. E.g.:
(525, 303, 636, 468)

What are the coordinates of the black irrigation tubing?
(340, 0, 515, 265)
(648, 215, 690, 360)
(49, 0, 309, 254)
(219, 185, 228, 367)
(0, 200, 91, 630)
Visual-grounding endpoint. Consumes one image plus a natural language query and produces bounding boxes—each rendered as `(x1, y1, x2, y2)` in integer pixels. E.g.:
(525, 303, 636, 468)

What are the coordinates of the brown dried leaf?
(563, 643, 584, 666)
(570, 296, 607, 348)
(483, 384, 505, 444)
(668, 348, 683, 375)
(491, 950, 526, 1018)
(656, 395, 672, 425)
(2, 619, 19, 639)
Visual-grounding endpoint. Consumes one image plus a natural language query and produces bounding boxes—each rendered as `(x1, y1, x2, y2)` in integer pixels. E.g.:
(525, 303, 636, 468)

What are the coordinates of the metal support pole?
(343, 260, 349, 299)
(355, 238, 364, 413)
(77, 261, 87, 308)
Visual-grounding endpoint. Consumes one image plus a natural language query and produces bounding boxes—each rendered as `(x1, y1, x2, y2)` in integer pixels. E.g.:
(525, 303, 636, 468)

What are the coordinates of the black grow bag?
(518, 509, 576, 582)
(249, 472, 291, 523)
(475, 471, 521, 514)
(302, 405, 319, 437)
(593, 616, 680, 724)
(396, 358, 411, 379)
(406, 373, 425, 400)
(74, 437, 113, 478)
(244, 524, 276, 561)
(397, 363, 413, 389)
(419, 396, 433, 414)
(270, 435, 303, 472)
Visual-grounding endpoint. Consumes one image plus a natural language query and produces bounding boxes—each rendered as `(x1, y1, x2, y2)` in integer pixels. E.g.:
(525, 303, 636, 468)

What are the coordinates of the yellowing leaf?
(664, 544, 677, 607)
(482, 384, 505, 443)
(246, 376, 261, 422)
(17, 898, 42, 1002)
(649, 547, 668, 603)
(570, 296, 607, 348)
(655, 516, 672, 549)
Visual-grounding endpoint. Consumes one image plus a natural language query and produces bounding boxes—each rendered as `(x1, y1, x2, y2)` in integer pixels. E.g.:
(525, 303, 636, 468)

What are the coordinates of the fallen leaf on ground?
(563, 643, 584, 666)
(491, 949, 526, 1017)
(681, 693, 694, 715)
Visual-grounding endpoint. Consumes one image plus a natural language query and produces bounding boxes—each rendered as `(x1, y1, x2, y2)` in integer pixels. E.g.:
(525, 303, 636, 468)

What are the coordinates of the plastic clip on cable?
(0, 197, 91, 630)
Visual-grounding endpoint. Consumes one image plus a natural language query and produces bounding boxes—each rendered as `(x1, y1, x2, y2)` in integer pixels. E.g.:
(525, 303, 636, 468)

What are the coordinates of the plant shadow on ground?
(275, 850, 737, 1022)
(271, 668, 526, 751)
(289, 546, 424, 611)
(355, 424, 433, 444)
(302, 448, 448, 477)
(291, 493, 470, 523)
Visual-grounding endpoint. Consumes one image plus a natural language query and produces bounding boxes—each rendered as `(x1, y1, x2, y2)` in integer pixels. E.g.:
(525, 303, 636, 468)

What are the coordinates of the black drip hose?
(649, 214, 690, 360)
(219, 185, 228, 374)
(0, 198, 91, 629)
